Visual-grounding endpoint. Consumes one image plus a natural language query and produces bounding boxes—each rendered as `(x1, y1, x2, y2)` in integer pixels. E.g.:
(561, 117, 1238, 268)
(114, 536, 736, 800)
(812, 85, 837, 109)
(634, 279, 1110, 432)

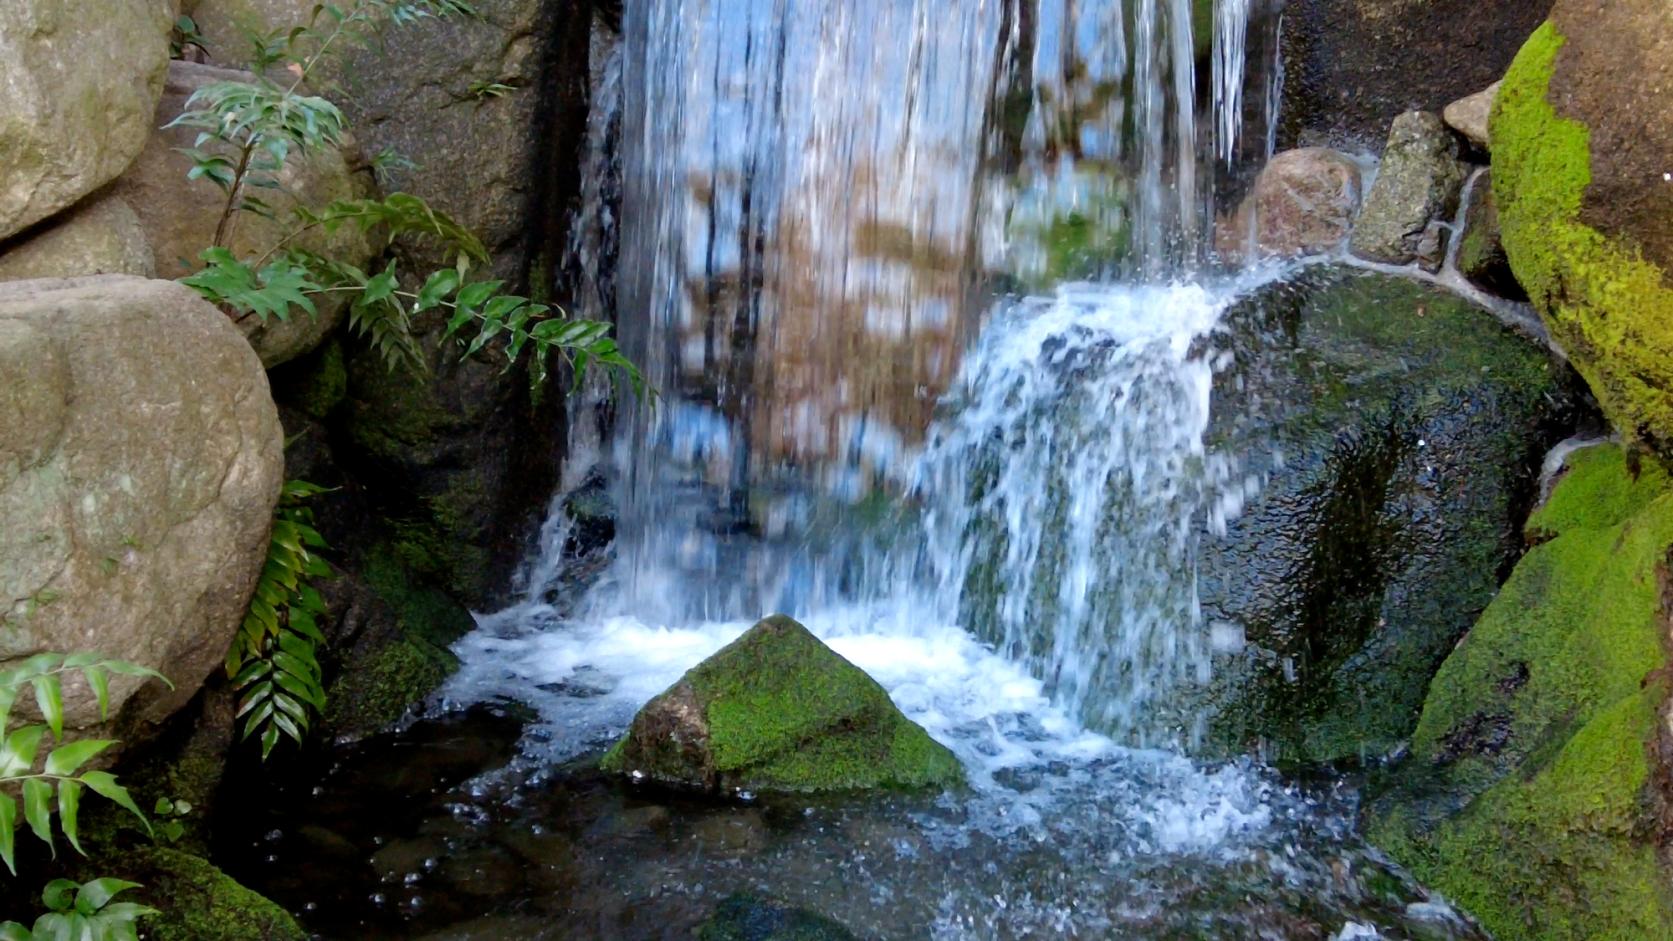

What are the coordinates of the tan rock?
(0, 276, 284, 732)
(1442, 81, 1499, 150)
(1218, 148, 1364, 261)
(0, 190, 156, 282)
(113, 60, 377, 368)
(0, 1, 174, 240)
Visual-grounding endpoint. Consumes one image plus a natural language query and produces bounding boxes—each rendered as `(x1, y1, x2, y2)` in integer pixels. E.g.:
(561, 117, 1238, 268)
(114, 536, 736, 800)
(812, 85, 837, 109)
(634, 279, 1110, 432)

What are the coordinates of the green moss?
(1367, 443, 1673, 940)
(324, 546, 472, 737)
(603, 616, 963, 792)
(698, 894, 858, 941)
(1493, 22, 1673, 453)
(124, 847, 306, 941)
(286, 338, 347, 420)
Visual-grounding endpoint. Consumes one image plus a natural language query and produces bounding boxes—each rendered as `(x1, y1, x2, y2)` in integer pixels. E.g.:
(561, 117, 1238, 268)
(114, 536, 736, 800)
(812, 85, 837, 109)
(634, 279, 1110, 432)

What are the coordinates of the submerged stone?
(1191, 266, 1585, 763)
(601, 615, 963, 792)
(697, 894, 859, 941)
(1366, 443, 1673, 940)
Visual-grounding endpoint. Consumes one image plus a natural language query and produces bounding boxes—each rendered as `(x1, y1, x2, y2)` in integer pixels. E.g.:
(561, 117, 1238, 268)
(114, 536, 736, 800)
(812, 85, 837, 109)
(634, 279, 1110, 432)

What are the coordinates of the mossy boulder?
(1492, 7, 1673, 458)
(124, 847, 307, 941)
(1365, 443, 1673, 940)
(601, 616, 962, 793)
(1191, 267, 1584, 762)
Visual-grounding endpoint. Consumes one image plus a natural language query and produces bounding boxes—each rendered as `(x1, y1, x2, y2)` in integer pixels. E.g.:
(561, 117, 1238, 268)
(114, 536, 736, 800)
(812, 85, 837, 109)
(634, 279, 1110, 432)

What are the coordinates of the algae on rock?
(602, 616, 963, 793)
(1366, 443, 1673, 940)
(1492, 12, 1673, 459)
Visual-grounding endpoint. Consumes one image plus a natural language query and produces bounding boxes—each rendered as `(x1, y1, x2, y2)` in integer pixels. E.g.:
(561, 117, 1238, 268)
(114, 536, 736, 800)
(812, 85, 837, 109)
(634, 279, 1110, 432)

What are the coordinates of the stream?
(221, 1, 1493, 937)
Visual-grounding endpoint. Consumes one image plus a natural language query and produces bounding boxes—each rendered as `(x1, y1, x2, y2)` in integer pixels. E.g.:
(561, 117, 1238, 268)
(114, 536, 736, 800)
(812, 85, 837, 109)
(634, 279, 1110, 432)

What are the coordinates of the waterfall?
(485, 0, 1284, 746)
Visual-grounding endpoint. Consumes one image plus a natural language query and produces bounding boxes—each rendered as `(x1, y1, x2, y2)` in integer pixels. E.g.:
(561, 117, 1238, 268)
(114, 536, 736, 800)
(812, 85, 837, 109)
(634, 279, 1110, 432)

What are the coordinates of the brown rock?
(1218, 148, 1364, 260)
(0, 276, 284, 732)
(0, 189, 155, 282)
(1442, 81, 1499, 150)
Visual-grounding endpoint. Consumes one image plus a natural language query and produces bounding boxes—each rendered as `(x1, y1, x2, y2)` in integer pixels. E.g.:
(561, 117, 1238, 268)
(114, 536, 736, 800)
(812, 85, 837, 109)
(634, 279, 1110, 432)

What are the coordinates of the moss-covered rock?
(320, 545, 474, 739)
(1366, 443, 1673, 940)
(124, 847, 307, 941)
(601, 615, 962, 792)
(1191, 267, 1584, 762)
(1492, 10, 1673, 458)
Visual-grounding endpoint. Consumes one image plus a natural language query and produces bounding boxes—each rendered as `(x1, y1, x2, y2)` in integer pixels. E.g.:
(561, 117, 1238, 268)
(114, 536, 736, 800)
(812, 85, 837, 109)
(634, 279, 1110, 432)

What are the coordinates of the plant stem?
(211, 140, 257, 250)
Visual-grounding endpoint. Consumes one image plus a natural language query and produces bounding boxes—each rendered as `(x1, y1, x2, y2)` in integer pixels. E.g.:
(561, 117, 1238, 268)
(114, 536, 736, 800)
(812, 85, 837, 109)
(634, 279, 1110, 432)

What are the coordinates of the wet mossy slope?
(1367, 443, 1673, 940)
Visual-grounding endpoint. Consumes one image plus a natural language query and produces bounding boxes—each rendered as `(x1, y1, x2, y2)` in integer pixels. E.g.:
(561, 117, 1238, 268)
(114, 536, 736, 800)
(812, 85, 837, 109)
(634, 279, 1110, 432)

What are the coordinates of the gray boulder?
(1349, 112, 1468, 265)
(0, 0, 173, 239)
(0, 189, 155, 282)
(0, 276, 284, 732)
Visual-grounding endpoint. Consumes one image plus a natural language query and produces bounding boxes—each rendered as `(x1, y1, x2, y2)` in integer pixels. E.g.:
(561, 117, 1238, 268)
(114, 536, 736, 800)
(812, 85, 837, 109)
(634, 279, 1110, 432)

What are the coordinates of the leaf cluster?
(0, 655, 168, 876)
(226, 482, 333, 761)
(0, 879, 157, 941)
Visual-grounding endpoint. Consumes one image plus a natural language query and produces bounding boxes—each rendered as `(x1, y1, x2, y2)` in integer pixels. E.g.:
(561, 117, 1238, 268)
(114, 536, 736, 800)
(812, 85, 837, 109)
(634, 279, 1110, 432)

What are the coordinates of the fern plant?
(0, 879, 157, 941)
(0, 655, 169, 939)
(169, 0, 645, 397)
(226, 481, 332, 760)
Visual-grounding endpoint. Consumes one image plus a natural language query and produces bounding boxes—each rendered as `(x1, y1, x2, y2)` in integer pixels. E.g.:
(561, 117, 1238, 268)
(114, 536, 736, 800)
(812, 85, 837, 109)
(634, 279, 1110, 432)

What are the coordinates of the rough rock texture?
(1190, 267, 1585, 763)
(601, 616, 963, 792)
(0, 0, 173, 240)
(0, 189, 156, 282)
(1455, 171, 1524, 301)
(0, 276, 284, 731)
(1349, 112, 1468, 266)
(1443, 81, 1499, 151)
(122, 847, 308, 941)
(1366, 444, 1673, 940)
(1217, 148, 1363, 261)
(113, 60, 377, 369)
(1493, 8, 1673, 458)
(1279, 0, 1554, 151)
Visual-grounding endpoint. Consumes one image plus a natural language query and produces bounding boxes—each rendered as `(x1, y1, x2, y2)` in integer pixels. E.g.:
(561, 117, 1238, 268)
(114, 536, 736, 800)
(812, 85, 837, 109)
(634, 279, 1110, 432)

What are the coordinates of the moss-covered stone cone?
(1191, 267, 1583, 762)
(601, 615, 962, 792)
(1492, 8, 1673, 457)
(1366, 443, 1673, 940)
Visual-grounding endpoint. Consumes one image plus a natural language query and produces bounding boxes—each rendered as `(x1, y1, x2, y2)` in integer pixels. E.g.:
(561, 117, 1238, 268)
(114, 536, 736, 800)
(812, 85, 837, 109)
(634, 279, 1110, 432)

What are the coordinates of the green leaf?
(0, 794, 15, 876)
(83, 665, 110, 720)
(58, 779, 83, 855)
(42, 879, 78, 913)
(230, 658, 274, 688)
(32, 673, 63, 740)
(0, 922, 28, 941)
(76, 879, 141, 915)
(45, 739, 114, 777)
(260, 725, 280, 761)
(0, 686, 18, 742)
(416, 268, 460, 312)
(79, 771, 148, 833)
(1, 724, 46, 778)
(22, 778, 54, 853)
(98, 660, 171, 688)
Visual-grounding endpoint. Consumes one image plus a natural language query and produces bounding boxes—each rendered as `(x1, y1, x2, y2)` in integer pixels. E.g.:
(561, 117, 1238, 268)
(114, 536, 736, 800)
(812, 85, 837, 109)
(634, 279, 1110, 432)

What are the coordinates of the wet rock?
(117, 847, 307, 941)
(1455, 171, 1525, 301)
(1366, 444, 1673, 939)
(1413, 220, 1449, 274)
(697, 894, 859, 941)
(0, 276, 283, 731)
(1191, 267, 1585, 763)
(113, 60, 377, 369)
(1493, 4, 1673, 460)
(1218, 148, 1364, 261)
(0, 0, 173, 239)
(1349, 112, 1468, 265)
(0, 189, 155, 282)
(1442, 81, 1499, 150)
(1278, 0, 1551, 151)
(601, 615, 963, 792)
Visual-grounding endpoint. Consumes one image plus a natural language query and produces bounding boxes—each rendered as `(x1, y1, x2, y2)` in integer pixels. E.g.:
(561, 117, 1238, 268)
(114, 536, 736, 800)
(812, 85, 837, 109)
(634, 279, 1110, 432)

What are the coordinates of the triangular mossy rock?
(600, 615, 963, 792)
